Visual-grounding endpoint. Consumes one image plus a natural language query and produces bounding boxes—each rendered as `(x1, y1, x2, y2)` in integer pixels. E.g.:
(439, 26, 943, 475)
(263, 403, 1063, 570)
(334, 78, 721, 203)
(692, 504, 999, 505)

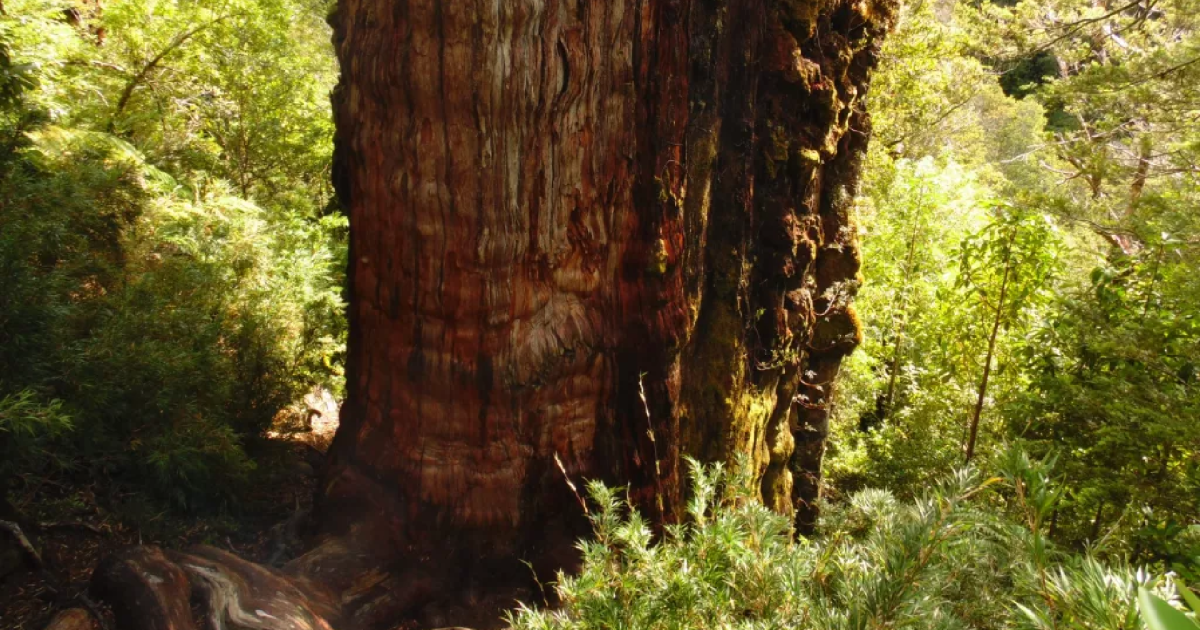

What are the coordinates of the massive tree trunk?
(88, 1, 893, 628)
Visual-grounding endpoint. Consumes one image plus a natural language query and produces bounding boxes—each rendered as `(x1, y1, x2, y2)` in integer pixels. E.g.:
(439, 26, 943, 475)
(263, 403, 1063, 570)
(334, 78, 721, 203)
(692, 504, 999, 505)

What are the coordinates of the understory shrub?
(0, 390, 73, 485)
(0, 125, 344, 512)
(0, 0, 345, 514)
(509, 455, 1193, 630)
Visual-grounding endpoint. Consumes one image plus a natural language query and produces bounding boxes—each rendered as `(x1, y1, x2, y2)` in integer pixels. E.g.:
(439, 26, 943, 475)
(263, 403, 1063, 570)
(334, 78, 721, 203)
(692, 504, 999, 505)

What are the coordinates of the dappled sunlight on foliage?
(827, 0, 1200, 577)
(510, 455, 1189, 630)
(0, 0, 342, 512)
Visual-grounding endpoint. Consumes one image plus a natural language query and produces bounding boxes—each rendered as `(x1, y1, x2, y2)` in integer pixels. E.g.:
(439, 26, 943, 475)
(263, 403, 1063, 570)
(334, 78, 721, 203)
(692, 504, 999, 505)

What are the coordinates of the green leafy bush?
(0, 122, 344, 510)
(1010, 246, 1200, 567)
(0, 2, 344, 512)
(509, 455, 1183, 630)
(0, 390, 73, 482)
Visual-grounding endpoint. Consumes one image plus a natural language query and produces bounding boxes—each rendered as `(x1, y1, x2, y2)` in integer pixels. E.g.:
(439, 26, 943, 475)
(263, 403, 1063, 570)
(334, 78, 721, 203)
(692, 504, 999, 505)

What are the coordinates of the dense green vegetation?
(1, 0, 1198, 627)
(0, 0, 343, 512)
(827, 0, 1200, 574)
(510, 455, 1180, 630)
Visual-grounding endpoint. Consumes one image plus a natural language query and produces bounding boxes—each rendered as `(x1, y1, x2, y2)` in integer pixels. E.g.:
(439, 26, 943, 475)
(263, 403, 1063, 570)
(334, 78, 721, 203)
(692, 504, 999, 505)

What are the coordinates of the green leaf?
(1140, 587, 1200, 630)
(1174, 579, 1200, 616)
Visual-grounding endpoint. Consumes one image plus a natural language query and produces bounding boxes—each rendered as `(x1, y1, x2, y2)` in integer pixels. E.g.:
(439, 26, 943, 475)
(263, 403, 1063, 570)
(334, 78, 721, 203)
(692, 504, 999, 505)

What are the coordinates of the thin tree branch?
(1116, 54, 1200, 89)
(1032, 0, 1145, 54)
(0, 520, 112, 629)
(64, 60, 131, 75)
(885, 89, 982, 151)
(108, 13, 239, 132)
(0, 519, 43, 570)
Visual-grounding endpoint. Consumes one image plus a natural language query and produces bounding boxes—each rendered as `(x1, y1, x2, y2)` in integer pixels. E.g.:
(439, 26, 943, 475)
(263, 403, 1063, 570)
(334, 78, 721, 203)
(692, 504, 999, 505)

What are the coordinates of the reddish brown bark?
(87, 1, 894, 628)
(90, 547, 200, 630)
(326, 0, 890, 549)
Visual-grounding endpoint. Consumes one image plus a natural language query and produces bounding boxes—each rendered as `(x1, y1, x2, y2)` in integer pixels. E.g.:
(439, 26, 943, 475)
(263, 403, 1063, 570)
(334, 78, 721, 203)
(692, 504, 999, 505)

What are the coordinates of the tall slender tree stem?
(965, 234, 1013, 463)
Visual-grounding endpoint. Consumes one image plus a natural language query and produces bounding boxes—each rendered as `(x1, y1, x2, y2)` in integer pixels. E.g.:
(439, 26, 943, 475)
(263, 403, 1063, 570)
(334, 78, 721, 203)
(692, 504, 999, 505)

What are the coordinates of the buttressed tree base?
(87, 0, 894, 628)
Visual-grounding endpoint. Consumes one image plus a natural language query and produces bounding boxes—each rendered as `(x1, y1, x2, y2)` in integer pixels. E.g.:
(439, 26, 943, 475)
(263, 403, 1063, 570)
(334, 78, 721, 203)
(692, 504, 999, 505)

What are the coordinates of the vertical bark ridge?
(326, 0, 637, 554)
(326, 0, 895, 553)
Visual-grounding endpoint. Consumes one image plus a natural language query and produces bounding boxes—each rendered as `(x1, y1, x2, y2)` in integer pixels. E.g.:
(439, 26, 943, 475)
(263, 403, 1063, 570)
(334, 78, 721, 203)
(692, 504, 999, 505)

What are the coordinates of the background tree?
(957, 207, 1058, 461)
(826, 0, 1200, 573)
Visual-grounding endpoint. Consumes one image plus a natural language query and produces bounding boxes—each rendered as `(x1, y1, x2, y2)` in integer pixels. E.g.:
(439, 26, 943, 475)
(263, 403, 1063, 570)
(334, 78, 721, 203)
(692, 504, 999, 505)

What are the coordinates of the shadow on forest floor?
(0, 393, 341, 630)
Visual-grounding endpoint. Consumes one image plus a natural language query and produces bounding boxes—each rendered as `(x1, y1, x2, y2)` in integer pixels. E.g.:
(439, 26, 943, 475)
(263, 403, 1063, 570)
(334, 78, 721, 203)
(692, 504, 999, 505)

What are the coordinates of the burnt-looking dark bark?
(87, 1, 894, 628)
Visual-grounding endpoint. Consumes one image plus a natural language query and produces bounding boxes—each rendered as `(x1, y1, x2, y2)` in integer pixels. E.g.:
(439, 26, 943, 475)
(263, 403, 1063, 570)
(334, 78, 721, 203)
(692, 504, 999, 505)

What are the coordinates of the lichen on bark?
(678, 0, 893, 532)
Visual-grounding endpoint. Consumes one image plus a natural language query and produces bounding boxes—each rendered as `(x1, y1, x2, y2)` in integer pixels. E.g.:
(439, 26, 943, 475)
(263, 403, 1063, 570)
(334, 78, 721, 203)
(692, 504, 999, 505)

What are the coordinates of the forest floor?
(0, 396, 340, 630)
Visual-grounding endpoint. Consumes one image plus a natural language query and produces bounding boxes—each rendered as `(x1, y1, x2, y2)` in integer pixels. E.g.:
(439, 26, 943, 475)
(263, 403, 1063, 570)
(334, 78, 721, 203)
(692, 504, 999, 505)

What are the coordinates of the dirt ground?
(0, 394, 339, 630)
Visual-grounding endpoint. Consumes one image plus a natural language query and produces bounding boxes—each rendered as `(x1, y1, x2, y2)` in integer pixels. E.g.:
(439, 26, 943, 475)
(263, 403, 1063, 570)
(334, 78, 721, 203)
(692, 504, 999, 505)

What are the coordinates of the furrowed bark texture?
(326, 0, 892, 562)
(86, 1, 893, 629)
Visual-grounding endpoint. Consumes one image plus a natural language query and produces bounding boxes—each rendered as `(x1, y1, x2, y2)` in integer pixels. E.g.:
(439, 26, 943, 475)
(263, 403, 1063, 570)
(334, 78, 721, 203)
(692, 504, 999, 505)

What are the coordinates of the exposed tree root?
(44, 608, 98, 630)
(85, 538, 519, 630)
(90, 544, 344, 630)
(90, 546, 198, 630)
